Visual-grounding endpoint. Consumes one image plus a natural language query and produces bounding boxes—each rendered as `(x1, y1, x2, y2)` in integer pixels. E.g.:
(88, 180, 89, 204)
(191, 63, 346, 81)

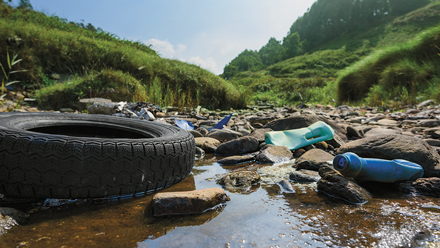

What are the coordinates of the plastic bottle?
(264, 121, 335, 150)
(333, 152, 424, 183)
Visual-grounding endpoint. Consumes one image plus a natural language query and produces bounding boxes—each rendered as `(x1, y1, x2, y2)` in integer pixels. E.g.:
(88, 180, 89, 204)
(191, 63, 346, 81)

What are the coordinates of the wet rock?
(256, 145, 293, 163)
(363, 127, 401, 138)
(277, 180, 296, 193)
(0, 208, 28, 224)
(318, 166, 372, 204)
(336, 134, 440, 177)
(398, 177, 440, 197)
(290, 169, 321, 183)
(217, 171, 260, 188)
(218, 155, 255, 165)
(152, 188, 230, 216)
(295, 149, 334, 171)
(215, 136, 259, 156)
(250, 128, 273, 143)
(0, 214, 17, 235)
(207, 129, 243, 142)
(188, 130, 203, 138)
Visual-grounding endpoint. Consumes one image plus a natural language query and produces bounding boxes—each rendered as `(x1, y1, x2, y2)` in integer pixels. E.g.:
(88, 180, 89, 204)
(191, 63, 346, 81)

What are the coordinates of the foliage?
(223, 50, 264, 79)
(0, 4, 247, 110)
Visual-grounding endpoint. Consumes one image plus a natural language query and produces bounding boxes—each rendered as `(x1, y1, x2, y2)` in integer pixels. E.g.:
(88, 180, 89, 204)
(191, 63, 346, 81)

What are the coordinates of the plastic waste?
(264, 121, 335, 150)
(208, 113, 233, 131)
(333, 152, 424, 183)
(175, 118, 194, 130)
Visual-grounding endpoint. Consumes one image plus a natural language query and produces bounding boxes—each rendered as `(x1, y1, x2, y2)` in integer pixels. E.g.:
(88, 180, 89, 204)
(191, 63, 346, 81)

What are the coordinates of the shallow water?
(1, 154, 440, 247)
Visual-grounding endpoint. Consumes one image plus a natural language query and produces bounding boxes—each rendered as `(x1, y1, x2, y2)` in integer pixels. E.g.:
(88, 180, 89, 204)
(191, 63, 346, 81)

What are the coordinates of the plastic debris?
(333, 152, 424, 183)
(265, 121, 334, 150)
(210, 113, 233, 130)
(175, 118, 194, 130)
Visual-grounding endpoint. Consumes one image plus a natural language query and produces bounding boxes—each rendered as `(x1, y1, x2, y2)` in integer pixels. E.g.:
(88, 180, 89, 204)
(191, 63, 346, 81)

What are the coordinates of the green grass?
(0, 5, 247, 110)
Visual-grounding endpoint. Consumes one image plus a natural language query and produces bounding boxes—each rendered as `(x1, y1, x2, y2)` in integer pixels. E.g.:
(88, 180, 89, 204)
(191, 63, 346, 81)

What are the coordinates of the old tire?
(0, 112, 195, 199)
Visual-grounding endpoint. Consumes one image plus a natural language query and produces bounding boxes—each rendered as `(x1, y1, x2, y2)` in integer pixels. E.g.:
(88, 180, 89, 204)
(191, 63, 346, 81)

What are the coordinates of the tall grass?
(0, 5, 247, 110)
(336, 25, 440, 104)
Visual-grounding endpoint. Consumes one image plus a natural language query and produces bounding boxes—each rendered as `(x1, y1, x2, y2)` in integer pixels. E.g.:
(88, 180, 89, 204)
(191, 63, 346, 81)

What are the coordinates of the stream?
(1, 154, 440, 247)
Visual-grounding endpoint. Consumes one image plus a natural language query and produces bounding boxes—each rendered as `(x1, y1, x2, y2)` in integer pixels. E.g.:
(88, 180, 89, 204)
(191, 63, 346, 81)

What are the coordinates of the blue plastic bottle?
(333, 152, 424, 183)
(265, 121, 335, 150)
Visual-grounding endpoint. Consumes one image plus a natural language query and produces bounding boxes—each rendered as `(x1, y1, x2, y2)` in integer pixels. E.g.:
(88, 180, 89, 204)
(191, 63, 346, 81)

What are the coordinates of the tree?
(282, 32, 302, 59)
(223, 50, 263, 79)
(18, 0, 32, 9)
(258, 37, 284, 66)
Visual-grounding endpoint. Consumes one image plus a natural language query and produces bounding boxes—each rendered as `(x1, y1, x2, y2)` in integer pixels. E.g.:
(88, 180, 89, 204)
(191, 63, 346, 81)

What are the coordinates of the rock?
(418, 100, 435, 108)
(377, 119, 398, 125)
(0, 214, 17, 235)
(215, 136, 260, 156)
(295, 149, 334, 171)
(188, 130, 203, 138)
(336, 134, 440, 177)
(277, 180, 296, 193)
(87, 102, 117, 115)
(263, 114, 348, 142)
(363, 127, 401, 138)
(201, 141, 217, 153)
(196, 127, 209, 137)
(398, 177, 440, 197)
(217, 171, 260, 187)
(0, 207, 28, 224)
(315, 141, 328, 150)
(60, 108, 74, 113)
(419, 119, 440, 127)
(250, 128, 273, 143)
(194, 137, 220, 147)
(293, 149, 306, 157)
(79, 97, 112, 110)
(424, 139, 440, 147)
(236, 127, 251, 136)
(218, 155, 255, 165)
(346, 126, 363, 139)
(152, 188, 230, 216)
(138, 108, 155, 121)
(318, 166, 372, 204)
(256, 144, 292, 163)
(207, 129, 243, 142)
(289, 169, 321, 183)
(50, 72, 61, 80)
(247, 116, 277, 126)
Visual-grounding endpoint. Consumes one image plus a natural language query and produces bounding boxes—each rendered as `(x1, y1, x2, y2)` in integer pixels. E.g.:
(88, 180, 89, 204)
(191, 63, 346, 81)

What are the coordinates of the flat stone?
(215, 136, 259, 156)
(377, 119, 398, 125)
(290, 169, 321, 183)
(363, 127, 401, 138)
(218, 155, 255, 165)
(207, 129, 243, 142)
(152, 188, 230, 216)
(295, 149, 334, 171)
(194, 137, 221, 147)
(256, 145, 293, 163)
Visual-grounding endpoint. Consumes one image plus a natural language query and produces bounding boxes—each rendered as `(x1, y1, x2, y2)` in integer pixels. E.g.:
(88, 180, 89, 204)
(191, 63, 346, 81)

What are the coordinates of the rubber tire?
(0, 112, 195, 199)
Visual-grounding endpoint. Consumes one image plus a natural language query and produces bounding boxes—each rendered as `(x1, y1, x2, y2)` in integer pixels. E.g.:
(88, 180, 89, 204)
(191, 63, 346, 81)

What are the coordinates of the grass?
(0, 5, 247, 110)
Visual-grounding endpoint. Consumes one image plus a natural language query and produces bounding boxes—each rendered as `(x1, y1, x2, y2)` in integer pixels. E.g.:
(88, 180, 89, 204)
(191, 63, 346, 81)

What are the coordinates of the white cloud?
(188, 57, 218, 74)
(144, 39, 186, 59)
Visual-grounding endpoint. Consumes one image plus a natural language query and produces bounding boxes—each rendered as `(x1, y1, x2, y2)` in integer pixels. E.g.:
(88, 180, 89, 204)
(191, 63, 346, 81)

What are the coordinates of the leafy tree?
(223, 50, 263, 79)
(18, 0, 32, 9)
(258, 37, 284, 66)
(282, 32, 302, 59)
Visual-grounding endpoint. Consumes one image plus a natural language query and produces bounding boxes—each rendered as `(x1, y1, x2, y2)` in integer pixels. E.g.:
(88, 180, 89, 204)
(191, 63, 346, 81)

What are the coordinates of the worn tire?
(0, 112, 195, 199)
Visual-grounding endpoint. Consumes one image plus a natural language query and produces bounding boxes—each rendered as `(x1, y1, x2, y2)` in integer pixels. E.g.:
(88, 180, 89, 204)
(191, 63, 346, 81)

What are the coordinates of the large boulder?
(152, 188, 230, 216)
(256, 145, 293, 163)
(207, 129, 243, 142)
(336, 134, 440, 177)
(295, 149, 334, 171)
(317, 166, 372, 204)
(215, 136, 259, 156)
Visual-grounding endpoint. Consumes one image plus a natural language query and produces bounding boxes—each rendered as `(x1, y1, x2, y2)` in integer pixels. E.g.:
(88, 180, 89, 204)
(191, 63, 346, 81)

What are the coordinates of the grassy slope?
(0, 6, 246, 110)
(229, 0, 440, 106)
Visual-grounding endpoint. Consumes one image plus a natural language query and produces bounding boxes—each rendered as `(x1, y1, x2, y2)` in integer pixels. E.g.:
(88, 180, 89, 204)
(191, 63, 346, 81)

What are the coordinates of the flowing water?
(1, 154, 440, 247)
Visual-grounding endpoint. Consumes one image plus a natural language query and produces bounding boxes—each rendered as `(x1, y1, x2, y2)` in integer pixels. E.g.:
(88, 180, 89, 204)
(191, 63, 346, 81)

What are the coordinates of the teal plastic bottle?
(264, 121, 335, 150)
(333, 152, 424, 183)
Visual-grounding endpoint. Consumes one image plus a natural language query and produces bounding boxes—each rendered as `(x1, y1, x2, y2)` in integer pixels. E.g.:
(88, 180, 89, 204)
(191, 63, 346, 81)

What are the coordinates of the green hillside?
(224, 0, 440, 106)
(0, 4, 247, 110)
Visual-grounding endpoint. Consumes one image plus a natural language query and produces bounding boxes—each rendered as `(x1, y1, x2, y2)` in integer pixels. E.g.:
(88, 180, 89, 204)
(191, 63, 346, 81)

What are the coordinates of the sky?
(17, 0, 316, 75)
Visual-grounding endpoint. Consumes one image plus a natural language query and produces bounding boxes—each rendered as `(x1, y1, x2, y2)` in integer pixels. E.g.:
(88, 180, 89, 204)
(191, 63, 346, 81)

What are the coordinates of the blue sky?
(17, 0, 316, 74)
